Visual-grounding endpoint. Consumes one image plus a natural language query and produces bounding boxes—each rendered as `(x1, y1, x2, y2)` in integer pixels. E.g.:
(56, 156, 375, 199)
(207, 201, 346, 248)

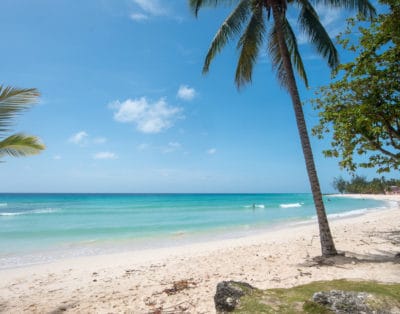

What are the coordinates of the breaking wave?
(0, 208, 59, 216)
(280, 203, 302, 208)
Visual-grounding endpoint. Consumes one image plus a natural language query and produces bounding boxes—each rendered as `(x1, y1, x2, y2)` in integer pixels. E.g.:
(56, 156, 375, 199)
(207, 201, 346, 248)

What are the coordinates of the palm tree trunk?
(271, 3, 337, 257)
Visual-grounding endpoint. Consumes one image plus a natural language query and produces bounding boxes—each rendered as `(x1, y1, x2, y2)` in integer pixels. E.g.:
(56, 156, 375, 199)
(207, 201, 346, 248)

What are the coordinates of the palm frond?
(203, 0, 251, 73)
(268, 26, 289, 89)
(0, 85, 40, 135)
(189, 0, 238, 17)
(268, 17, 308, 89)
(235, 3, 265, 87)
(0, 133, 45, 158)
(283, 18, 308, 87)
(316, 0, 376, 19)
(297, 0, 339, 70)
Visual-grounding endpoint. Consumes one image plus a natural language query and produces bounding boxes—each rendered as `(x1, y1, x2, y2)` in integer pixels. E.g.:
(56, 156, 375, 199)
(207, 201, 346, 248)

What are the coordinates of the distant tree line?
(333, 176, 400, 194)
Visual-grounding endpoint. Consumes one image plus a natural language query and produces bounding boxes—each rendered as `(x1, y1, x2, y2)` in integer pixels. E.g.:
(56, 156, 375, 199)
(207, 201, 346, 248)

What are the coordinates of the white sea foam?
(0, 212, 22, 216)
(327, 208, 369, 219)
(280, 203, 302, 208)
(387, 201, 399, 208)
(309, 208, 370, 221)
(0, 208, 59, 216)
(0, 203, 7, 207)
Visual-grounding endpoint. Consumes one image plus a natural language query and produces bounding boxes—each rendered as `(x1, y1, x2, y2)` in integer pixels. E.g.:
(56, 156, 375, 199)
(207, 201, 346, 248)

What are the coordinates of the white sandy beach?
(1, 194, 399, 313)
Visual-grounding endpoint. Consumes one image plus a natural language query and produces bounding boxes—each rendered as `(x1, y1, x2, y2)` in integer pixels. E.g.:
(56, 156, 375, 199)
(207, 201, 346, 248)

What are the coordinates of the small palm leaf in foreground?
(0, 134, 45, 158)
(0, 85, 45, 159)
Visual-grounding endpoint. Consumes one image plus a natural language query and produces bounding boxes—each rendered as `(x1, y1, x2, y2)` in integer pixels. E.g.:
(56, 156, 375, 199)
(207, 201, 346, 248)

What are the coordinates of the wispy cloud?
(53, 155, 62, 160)
(69, 132, 107, 146)
(93, 137, 107, 144)
(207, 148, 217, 155)
(130, 13, 149, 21)
(93, 152, 118, 160)
(291, 5, 344, 45)
(69, 131, 88, 145)
(132, 0, 168, 16)
(177, 85, 196, 101)
(110, 97, 183, 134)
(315, 5, 343, 38)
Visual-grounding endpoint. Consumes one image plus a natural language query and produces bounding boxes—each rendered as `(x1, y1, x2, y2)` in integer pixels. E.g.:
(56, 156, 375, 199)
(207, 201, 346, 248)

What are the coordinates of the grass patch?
(234, 280, 400, 313)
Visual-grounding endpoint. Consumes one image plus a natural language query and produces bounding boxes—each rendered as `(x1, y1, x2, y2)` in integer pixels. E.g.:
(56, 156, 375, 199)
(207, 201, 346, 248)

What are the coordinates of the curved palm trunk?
(271, 3, 337, 257)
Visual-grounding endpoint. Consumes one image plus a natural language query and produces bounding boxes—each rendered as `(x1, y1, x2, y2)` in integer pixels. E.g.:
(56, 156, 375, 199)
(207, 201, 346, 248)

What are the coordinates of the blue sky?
(0, 0, 386, 193)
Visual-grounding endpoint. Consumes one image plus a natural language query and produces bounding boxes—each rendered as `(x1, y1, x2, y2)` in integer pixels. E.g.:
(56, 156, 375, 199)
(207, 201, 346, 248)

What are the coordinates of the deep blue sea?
(0, 193, 390, 268)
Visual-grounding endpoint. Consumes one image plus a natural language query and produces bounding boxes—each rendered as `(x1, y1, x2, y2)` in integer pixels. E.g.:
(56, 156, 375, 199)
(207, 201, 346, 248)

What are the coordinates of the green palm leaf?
(0, 134, 45, 158)
(297, 0, 339, 70)
(235, 3, 265, 87)
(0, 85, 45, 160)
(203, 0, 251, 74)
(268, 17, 308, 89)
(285, 19, 308, 87)
(0, 86, 40, 135)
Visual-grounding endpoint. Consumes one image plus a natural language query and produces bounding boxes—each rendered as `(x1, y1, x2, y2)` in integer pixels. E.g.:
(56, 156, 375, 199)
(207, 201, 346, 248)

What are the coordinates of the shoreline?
(0, 194, 391, 271)
(1, 194, 399, 313)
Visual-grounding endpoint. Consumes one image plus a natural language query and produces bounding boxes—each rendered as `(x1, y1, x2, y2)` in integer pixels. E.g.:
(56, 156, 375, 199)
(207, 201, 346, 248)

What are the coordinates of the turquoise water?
(0, 193, 389, 268)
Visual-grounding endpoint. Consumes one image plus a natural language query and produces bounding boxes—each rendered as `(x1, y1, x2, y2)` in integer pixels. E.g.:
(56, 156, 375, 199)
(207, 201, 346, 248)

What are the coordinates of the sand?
(0, 194, 399, 313)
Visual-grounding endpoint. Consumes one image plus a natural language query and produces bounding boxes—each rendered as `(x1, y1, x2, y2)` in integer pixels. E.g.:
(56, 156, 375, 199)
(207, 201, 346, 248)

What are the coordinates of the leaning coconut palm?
(0, 86, 45, 159)
(189, 0, 375, 257)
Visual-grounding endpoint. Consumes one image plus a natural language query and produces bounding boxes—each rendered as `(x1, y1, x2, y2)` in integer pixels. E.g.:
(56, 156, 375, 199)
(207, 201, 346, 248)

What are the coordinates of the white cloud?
(207, 148, 217, 155)
(69, 131, 88, 145)
(93, 152, 118, 160)
(53, 155, 62, 160)
(177, 85, 196, 101)
(130, 13, 148, 21)
(132, 0, 167, 16)
(110, 97, 183, 134)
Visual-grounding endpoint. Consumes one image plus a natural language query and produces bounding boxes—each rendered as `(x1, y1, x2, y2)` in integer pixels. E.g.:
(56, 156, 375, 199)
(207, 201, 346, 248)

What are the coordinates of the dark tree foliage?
(312, 0, 400, 173)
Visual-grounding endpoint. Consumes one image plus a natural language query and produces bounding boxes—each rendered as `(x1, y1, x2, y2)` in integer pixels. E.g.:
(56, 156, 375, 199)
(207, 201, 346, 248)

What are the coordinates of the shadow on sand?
(302, 230, 400, 267)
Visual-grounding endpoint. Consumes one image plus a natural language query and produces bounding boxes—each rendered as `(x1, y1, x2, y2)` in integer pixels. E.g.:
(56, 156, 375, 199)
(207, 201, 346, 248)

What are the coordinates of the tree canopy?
(312, 0, 400, 173)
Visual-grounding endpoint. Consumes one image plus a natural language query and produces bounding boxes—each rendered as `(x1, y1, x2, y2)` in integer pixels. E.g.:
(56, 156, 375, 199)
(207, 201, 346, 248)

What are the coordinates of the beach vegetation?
(189, 0, 375, 257)
(0, 85, 45, 159)
(234, 279, 400, 313)
(312, 0, 400, 174)
(333, 175, 400, 194)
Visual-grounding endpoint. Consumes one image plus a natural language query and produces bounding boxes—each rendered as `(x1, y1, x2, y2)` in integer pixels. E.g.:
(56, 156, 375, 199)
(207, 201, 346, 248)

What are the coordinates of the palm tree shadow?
(301, 230, 400, 267)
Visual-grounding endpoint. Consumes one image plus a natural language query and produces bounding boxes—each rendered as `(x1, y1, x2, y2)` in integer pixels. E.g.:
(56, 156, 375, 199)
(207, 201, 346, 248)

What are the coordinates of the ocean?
(0, 193, 390, 269)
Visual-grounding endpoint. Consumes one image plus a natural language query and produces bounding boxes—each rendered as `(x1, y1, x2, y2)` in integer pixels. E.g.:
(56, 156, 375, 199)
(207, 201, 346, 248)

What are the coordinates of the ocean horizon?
(0, 193, 391, 269)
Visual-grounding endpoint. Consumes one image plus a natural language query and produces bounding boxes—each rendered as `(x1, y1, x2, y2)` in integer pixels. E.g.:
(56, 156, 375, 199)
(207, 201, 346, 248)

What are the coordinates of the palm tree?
(189, 0, 375, 257)
(0, 85, 45, 159)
